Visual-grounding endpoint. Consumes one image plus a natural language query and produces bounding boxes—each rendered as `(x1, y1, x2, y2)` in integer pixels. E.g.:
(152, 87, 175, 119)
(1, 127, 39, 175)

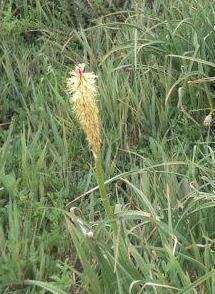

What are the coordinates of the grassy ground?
(0, 0, 215, 293)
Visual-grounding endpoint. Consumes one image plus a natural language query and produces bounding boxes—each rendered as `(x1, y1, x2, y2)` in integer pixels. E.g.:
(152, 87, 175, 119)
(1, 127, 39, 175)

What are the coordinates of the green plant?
(0, 0, 214, 293)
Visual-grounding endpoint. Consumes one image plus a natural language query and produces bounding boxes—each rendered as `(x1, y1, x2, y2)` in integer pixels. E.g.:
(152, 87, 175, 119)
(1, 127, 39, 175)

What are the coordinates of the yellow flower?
(67, 64, 101, 158)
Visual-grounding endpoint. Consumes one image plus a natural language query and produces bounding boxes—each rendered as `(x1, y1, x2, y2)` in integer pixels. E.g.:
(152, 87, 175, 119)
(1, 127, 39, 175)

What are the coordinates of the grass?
(0, 0, 215, 293)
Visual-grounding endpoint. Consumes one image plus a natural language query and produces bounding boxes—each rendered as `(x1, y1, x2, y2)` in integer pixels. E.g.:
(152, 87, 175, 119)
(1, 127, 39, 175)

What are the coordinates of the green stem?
(94, 154, 116, 233)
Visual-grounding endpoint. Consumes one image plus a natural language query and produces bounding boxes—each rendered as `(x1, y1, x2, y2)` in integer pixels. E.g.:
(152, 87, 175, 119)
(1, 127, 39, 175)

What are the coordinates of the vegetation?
(0, 0, 214, 293)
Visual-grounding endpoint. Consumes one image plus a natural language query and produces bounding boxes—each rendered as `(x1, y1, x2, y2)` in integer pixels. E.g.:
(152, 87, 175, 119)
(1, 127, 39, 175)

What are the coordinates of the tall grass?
(0, 0, 214, 293)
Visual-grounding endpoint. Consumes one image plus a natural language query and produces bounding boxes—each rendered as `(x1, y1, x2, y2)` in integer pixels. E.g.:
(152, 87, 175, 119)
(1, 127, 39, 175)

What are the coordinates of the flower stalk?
(67, 64, 115, 228)
(94, 154, 114, 223)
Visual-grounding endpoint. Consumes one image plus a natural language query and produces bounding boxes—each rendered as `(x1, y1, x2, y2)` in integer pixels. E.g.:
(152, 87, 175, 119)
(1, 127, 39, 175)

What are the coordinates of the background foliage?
(0, 0, 214, 293)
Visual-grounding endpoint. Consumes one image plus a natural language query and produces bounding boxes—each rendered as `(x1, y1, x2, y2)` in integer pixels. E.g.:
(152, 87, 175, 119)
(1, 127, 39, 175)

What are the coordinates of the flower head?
(67, 64, 101, 158)
(203, 113, 212, 127)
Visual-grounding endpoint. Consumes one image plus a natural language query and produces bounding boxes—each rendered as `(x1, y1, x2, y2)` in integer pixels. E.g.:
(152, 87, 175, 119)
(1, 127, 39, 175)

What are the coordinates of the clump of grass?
(0, 0, 215, 293)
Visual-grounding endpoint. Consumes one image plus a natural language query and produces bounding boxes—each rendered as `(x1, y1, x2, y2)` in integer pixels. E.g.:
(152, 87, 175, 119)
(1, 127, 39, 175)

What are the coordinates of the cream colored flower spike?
(67, 64, 101, 158)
